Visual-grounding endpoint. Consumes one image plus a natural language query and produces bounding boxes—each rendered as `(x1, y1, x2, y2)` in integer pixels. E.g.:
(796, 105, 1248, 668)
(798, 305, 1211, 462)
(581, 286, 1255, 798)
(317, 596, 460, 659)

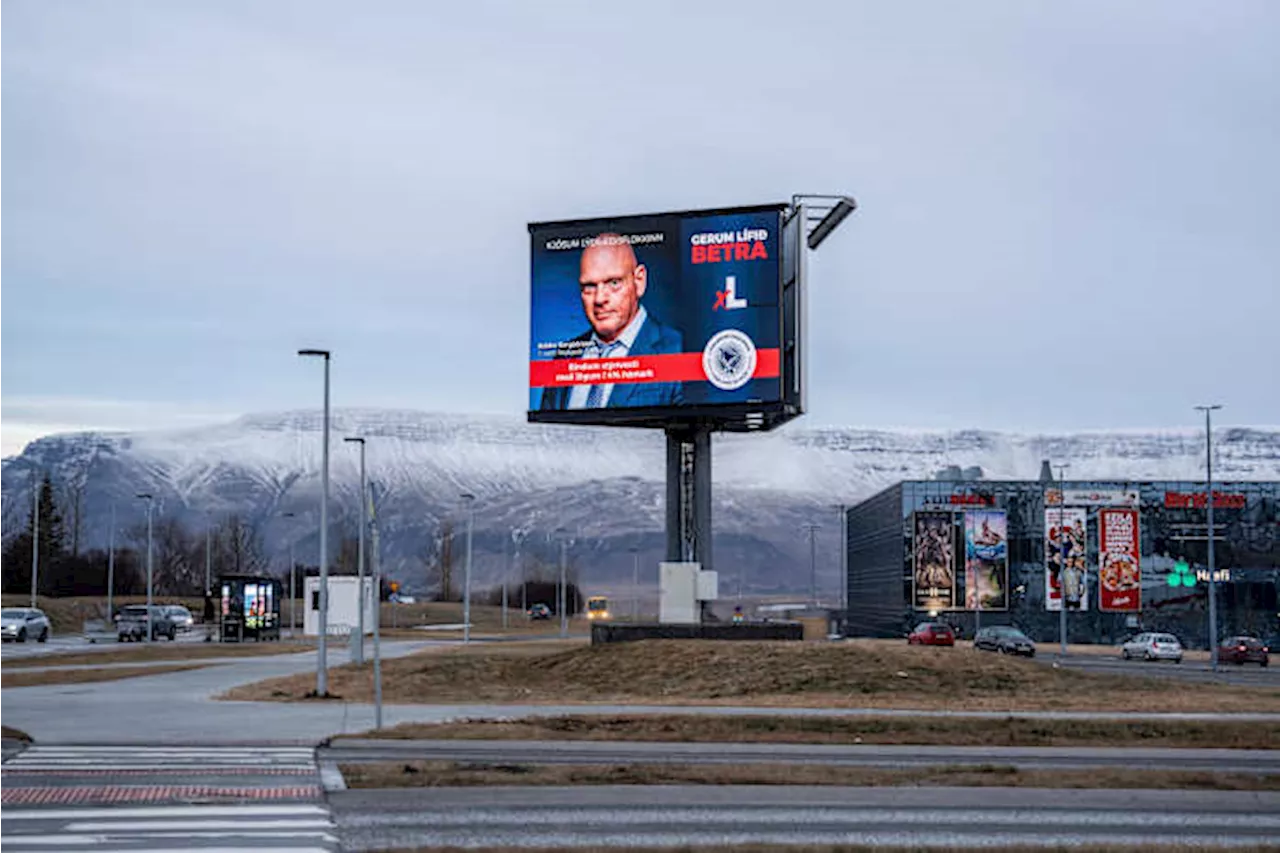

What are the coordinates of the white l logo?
(725, 276, 747, 310)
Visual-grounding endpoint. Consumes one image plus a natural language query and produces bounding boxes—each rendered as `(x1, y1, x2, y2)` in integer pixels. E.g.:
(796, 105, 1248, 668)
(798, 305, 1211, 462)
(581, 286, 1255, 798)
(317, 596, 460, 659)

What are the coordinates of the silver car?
(164, 605, 194, 633)
(1, 608, 52, 643)
(1122, 631, 1183, 663)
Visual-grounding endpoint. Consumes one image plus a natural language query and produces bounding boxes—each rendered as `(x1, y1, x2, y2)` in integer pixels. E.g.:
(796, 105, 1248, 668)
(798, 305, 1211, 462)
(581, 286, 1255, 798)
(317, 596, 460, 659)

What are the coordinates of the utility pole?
(369, 487, 384, 730)
(345, 437, 368, 663)
(802, 523, 821, 607)
(1056, 464, 1070, 658)
(30, 479, 40, 608)
(298, 348, 332, 696)
(106, 504, 116, 620)
(835, 504, 848, 634)
(461, 493, 475, 644)
(1196, 404, 1223, 672)
(205, 521, 213, 596)
(556, 529, 569, 639)
(137, 493, 155, 643)
(630, 546, 640, 620)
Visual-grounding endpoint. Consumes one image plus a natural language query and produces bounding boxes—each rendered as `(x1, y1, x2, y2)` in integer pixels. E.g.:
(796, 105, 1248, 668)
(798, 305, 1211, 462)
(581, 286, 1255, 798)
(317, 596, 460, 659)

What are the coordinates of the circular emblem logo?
(702, 329, 758, 391)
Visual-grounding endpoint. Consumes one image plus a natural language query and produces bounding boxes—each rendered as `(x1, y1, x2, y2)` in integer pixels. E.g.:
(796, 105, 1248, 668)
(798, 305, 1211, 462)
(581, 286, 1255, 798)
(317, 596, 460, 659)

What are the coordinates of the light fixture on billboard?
(793, 195, 858, 249)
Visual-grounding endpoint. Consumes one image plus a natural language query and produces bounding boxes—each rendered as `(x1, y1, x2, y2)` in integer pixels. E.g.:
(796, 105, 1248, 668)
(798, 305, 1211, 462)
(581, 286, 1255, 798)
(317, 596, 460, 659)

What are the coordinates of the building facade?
(845, 480, 1280, 646)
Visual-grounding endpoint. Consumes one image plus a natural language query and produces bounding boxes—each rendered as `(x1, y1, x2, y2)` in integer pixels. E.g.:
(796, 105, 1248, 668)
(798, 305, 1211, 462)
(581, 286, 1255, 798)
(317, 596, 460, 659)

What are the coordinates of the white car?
(1, 608, 51, 643)
(1122, 632, 1183, 663)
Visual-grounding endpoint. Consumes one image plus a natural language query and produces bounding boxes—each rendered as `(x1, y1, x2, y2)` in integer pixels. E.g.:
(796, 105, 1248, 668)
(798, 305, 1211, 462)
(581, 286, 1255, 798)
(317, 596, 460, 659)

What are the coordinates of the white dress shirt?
(567, 306, 648, 409)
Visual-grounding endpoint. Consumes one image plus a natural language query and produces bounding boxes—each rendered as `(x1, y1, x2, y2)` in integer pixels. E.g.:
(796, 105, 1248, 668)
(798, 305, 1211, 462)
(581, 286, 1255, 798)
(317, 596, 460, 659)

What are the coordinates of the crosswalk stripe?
(3, 804, 331, 820)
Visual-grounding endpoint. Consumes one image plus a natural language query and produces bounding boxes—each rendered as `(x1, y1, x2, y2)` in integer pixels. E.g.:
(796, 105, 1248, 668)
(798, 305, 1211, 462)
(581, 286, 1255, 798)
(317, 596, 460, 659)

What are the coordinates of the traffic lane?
(322, 739, 1280, 774)
(331, 786, 1280, 851)
(1055, 655, 1278, 686)
(0, 632, 206, 661)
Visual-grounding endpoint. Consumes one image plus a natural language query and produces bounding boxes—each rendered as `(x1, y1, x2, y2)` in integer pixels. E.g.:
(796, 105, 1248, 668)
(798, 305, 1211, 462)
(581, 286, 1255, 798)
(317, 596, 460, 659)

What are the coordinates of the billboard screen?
(964, 510, 1009, 611)
(1045, 507, 1089, 611)
(913, 512, 956, 611)
(528, 205, 795, 428)
(1098, 508, 1141, 612)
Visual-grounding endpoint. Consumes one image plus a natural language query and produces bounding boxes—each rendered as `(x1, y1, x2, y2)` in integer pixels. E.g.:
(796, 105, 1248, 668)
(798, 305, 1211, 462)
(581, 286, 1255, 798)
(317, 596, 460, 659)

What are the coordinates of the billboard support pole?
(665, 425, 713, 579)
(1056, 464, 1070, 658)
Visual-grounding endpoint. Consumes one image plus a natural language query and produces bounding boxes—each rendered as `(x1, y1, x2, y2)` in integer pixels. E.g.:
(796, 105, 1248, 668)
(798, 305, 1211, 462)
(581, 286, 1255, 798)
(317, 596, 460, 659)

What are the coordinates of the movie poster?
(913, 512, 955, 611)
(1045, 507, 1088, 611)
(964, 510, 1009, 611)
(1099, 508, 1141, 612)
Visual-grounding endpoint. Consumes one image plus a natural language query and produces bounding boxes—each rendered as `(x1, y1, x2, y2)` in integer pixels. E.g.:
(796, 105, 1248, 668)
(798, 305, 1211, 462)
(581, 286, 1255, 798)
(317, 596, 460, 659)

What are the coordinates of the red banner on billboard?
(1098, 508, 1141, 612)
(529, 349, 780, 388)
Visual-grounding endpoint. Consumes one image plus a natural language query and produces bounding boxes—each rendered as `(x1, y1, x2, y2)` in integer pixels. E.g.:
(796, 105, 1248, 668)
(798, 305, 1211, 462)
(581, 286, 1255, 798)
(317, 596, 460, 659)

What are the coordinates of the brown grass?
(2, 663, 208, 688)
(222, 639, 1280, 712)
(349, 713, 1278, 749)
(2, 641, 315, 669)
(1, 725, 32, 742)
(339, 760, 1280, 791)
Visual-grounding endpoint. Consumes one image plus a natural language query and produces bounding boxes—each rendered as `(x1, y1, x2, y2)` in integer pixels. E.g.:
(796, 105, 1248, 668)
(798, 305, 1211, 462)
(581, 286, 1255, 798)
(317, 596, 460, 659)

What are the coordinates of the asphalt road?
(1055, 654, 1279, 687)
(330, 785, 1280, 850)
(323, 738, 1280, 774)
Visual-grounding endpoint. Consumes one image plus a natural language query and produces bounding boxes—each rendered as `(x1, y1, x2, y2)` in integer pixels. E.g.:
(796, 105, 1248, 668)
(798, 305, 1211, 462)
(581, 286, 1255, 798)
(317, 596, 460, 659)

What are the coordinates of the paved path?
(324, 738, 1280, 773)
(1, 744, 339, 851)
(330, 786, 1280, 850)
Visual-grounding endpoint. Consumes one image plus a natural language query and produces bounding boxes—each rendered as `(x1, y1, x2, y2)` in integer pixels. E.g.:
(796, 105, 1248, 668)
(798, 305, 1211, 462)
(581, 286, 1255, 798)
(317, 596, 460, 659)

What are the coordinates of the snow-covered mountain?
(3, 410, 1278, 597)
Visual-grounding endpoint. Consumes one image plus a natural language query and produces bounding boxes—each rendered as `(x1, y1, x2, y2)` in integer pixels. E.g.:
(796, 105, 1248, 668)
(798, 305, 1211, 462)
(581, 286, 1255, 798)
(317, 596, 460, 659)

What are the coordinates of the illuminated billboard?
(964, 510, 1009, 611)
(913, 512, 956, 611)
(527, 204, 802, 430)
(1045, 507, 1088, 611)
(1098, 508, 1140, 612)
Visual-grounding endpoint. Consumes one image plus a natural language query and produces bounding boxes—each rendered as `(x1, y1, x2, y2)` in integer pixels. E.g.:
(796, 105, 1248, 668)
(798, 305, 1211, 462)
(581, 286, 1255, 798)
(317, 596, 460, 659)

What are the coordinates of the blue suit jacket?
(538, 314, 684, 411)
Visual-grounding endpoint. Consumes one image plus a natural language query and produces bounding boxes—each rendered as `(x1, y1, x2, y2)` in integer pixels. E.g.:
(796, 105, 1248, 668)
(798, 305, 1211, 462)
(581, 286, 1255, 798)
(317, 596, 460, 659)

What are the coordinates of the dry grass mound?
(224, 639, 1280, 712)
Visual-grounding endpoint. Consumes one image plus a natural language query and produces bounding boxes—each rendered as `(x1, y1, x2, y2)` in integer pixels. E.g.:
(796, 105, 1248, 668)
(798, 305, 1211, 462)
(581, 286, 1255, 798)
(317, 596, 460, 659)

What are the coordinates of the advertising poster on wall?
(913, 512, 955, 611)
(1045, 507, 1088, 611)
(1099, 508, 1141, 612)
(964, 510, 1009, 611)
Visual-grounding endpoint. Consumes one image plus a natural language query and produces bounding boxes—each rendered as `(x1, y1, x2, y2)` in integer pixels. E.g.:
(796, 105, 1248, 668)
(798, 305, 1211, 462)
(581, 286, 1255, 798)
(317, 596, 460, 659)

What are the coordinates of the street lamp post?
(298, 348, 332, 696)
(106, 504, 116, 621)
(282, 512, 297, 632)
(630, 546, 640, 620)
(802, 523, 821, 608)
(30, 479, 40, 608)
(555, 528, 568, 639)
(834, 504, 848, 634)
(369, 489, 384, 729)
(461, 493, 475, 645)
(1196, 404, 1223, 672)
(1055, 464, 1070, 658)
(345, 437, 368, 664)
(137, 493, 155, 643)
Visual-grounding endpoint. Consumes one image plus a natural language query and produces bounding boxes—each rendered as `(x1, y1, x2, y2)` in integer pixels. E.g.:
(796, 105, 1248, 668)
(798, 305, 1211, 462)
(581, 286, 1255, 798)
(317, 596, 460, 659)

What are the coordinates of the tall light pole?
(30, 478, 40, 608)
(1196, 404, 1223, 672)
(802, 523, 821, 607)
(345, 437, 368, 663)
(282, 512, 297, 633)
(137, 493, 155, 643)
(555, 527, 568, 638)
(205, 519, 213, 596)
(298, 348, 331, 696)
(834, 504, 848, 634)
(460, 493, 475, 644)
(106, 504, 116, 620)
(630, 546, 640, 620)
(369, 484, 384, 729)
(1055, 464, 1070, 658)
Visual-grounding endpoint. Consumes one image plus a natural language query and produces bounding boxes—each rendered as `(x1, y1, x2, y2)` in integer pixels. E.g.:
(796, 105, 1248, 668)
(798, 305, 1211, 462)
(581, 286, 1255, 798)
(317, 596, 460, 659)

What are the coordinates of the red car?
(1219, 636, 1269, 667)
(908, 621, 955, 647)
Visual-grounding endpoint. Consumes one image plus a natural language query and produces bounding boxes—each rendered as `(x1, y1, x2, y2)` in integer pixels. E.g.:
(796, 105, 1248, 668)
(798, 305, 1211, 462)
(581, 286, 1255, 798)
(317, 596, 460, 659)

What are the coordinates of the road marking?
(1, 785, 324, 805)
(2, 803, 332, 820)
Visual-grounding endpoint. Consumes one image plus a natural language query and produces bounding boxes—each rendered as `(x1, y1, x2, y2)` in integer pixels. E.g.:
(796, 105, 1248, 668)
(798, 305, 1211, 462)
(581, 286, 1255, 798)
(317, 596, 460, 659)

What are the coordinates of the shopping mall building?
(844, 478, 1280, 646)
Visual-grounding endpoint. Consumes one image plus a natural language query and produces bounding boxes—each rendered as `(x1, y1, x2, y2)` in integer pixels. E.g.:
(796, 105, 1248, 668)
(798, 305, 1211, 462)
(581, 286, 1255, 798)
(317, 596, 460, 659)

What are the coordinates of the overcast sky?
(3, 0, 1278, 457)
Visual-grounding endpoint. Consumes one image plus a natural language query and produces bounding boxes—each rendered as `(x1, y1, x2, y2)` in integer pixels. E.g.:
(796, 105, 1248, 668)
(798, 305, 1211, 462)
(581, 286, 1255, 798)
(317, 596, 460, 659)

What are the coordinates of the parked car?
(115, 605, 178, 642)
(1121, 632, 1183, 663)
(1219, 636, 1269, 667)
(1, 608, 51, 643)
(163, 605, 195, 633)
(974, 625, 1036, 657)
(528, 603, 552, 621)
(907, 621, 955, 647)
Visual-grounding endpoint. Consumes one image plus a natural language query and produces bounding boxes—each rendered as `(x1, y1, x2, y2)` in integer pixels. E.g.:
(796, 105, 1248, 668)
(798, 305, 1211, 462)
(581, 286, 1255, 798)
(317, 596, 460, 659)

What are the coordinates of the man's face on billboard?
(579, 237, 646, 343)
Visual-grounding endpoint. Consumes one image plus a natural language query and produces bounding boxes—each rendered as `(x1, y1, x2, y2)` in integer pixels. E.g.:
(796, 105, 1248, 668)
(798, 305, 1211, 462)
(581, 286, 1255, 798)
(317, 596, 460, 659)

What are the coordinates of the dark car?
(1219, 636, 1269, 667)
(116, 605, 178, 642)
(908, 622, 955, 647)
(974, 625, 1036, 657)
(528, 603, 552, 621)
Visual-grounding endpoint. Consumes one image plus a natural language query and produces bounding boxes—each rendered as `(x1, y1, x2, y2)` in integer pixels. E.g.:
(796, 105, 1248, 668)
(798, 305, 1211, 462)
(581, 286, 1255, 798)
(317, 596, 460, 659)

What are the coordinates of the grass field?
(223, 638, 1280, 712)
(348, 713, 1278, 749)
(339, 760, 1280, 791)
(2, 663, 209, 688)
